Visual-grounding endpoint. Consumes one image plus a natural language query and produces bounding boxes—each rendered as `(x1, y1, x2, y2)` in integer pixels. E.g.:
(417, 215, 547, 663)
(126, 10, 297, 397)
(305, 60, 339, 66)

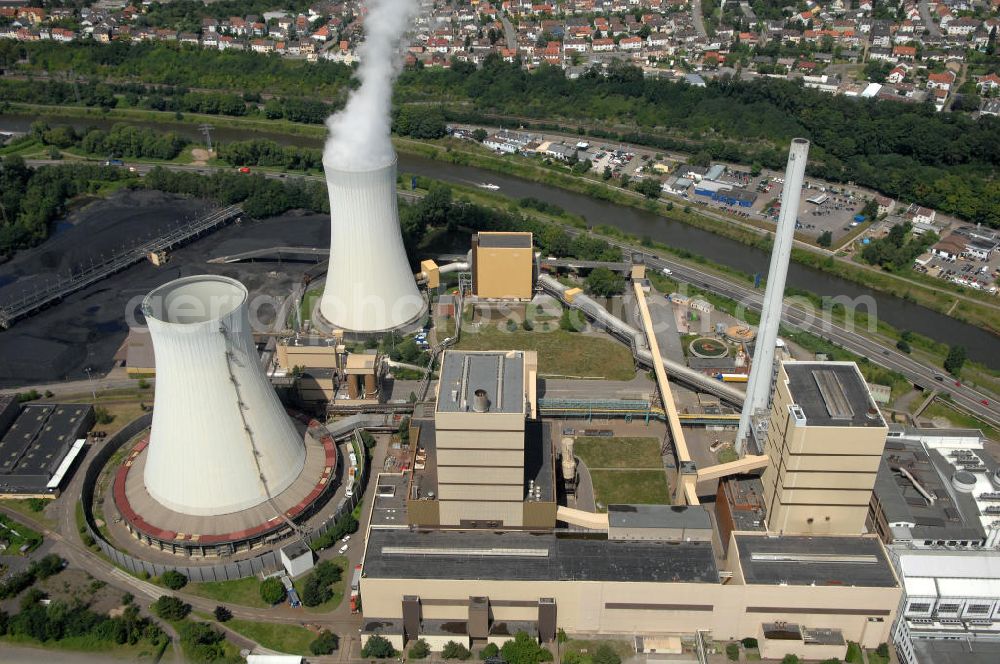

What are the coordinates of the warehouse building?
(0, 396, 94, 497)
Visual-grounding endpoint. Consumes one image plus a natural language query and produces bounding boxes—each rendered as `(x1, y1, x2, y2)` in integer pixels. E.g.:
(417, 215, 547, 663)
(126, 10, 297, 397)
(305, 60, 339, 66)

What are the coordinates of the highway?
(626, 245, 1000, 428)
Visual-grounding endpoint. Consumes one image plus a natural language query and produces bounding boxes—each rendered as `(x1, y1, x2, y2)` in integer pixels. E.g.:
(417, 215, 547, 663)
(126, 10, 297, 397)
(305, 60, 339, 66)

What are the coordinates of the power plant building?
(408, 350, 551, 529)
(357, 348, 900, 660)
(760, 361, 888, 536)
(472, 232, 535, 300)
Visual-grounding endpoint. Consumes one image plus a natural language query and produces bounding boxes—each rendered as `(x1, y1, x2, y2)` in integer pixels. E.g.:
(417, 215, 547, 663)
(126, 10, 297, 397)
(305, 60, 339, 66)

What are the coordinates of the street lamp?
(83, 366, 96, 401)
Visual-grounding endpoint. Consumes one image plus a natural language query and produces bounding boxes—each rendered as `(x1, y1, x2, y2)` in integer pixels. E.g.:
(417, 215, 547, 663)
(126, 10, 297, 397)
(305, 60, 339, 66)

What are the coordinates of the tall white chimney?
(318, 155, 423, 332)
(736, 138, 810, 454)
(141, 275, 306, 516)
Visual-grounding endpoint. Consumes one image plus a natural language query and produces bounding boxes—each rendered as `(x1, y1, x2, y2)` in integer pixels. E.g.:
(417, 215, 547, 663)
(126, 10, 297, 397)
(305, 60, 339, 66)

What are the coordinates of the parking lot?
(915, 252, 1000, 294)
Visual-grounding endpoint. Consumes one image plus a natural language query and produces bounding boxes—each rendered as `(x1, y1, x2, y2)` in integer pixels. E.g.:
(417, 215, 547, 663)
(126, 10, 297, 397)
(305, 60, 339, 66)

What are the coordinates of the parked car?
(238, 166, 251, 174)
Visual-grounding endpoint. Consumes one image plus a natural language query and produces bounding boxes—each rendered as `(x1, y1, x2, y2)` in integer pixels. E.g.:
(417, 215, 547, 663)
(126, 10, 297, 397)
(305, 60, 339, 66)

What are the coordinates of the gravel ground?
(0, 190, 329, 388)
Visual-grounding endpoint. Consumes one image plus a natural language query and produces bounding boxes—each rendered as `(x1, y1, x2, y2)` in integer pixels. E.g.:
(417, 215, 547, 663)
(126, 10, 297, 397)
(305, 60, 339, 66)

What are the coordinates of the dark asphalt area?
(0, 190, 329, 388)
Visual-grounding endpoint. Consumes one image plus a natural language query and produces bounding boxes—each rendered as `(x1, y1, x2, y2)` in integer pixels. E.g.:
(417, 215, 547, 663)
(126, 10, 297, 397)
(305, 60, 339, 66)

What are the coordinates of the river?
(3, 113, 998, 368)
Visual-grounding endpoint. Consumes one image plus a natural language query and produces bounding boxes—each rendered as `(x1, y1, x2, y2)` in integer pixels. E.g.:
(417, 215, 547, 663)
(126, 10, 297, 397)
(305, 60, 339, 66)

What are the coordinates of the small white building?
(280, 541, 315, 578)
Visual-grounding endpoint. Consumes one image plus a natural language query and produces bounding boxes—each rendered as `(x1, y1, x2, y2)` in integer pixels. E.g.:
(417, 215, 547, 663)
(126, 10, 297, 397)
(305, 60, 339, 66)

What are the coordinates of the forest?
(0, 156, 136, 255)
(2, 40, 1000, 224)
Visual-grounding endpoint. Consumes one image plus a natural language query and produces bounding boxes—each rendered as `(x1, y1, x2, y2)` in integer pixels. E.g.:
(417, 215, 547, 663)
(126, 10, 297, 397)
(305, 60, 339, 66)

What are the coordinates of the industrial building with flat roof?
(0, 397, 94, 497)
(760, 361, 888, 536)
(357, 350, 900, 661)
(471, 232, 535, 301)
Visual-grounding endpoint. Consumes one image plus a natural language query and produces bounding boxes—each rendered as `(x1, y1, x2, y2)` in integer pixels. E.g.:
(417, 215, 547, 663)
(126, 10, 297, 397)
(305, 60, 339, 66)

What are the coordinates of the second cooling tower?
(319, 155, 423, 332)
(142, 275, 306, 516)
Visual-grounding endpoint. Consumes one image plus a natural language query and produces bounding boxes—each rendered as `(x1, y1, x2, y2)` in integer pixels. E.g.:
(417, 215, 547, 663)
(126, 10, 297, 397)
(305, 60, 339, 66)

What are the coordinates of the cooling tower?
(319, 155, 423, 332)
(141, 275, 306, 516)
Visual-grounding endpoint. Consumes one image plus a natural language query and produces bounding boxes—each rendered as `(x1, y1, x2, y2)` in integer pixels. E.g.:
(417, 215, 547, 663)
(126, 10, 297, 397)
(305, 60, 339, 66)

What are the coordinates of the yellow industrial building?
(356, 351, 901, 660)
(472, 232, 535, 300)
(760, 361, 888, 536)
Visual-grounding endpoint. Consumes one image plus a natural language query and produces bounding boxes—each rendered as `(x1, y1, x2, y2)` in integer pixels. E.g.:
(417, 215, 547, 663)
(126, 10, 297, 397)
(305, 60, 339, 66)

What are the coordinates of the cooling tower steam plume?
(323, 0, 418, 170)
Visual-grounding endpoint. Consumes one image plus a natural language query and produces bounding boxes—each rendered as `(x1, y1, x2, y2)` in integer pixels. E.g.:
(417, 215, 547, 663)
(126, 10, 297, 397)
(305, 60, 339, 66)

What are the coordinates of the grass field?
(185, 576, 269, 609)
(562, 639, 634, 661)
(224, 619, 315, 655)
(0, 513, 43, 555)
(0, 499, 56, 530)
(299, 287, 322, 324)
(921, 399, 999, 442)
(454, 326, 634, 380)
(589, 470, 670, 510)
(574, 437, 663, 469)
(293, 555, 349, 613)
(0, 633, 166, 660)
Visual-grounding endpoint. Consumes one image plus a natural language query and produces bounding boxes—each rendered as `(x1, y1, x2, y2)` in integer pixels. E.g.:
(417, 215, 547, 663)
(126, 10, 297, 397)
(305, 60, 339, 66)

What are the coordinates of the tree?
(410, 638, 431, 659)
(896, 339, 911, 354)
(559, 308, 585, 332)
(311, 630, 339, 655)
(480, 643, 501, 660)
(151, 595, 190, 621)
(781, 656, 801, 664)
(585, 267, 625, 296)
(817, 230, 832, 248)
(633, 178, 662, 199)
(725, 643, 740, 661)
(443, 641, 472, 660)
(361, 634, 396, 658)
(602, 165, 612, 180)
(160, 570, 187, 590)
(944, 345, 966, 376)
(472, 128, 488, 142)
(259, 577, 287, 605)
(213, 605, 232, 623)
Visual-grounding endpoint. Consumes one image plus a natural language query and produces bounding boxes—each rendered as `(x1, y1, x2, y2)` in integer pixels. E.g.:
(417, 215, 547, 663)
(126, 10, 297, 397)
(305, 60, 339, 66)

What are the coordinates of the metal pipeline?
(537, 274, 744, 405)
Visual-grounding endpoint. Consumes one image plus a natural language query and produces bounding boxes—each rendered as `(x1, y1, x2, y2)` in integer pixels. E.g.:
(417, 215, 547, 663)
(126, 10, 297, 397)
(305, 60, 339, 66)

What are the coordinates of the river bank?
(7, 101, 996, 335)
(2, 107, 999, 372)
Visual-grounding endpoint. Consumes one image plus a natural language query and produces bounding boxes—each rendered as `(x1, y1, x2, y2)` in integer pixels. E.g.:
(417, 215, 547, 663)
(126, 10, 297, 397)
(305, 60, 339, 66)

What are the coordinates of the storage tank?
(141, 275, 306, 516)
(318, 156, 423, 332)
(561, 437, 576, 491)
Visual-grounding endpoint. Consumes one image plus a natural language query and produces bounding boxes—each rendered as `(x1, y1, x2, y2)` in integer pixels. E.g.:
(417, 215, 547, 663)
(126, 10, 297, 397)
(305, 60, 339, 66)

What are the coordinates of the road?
(919, 0, 941, 37)
(499, 14, 517, 51)
(0, 426, 401, 661)
(625, 246, 1000, 428)
(692, 0, 708, 38)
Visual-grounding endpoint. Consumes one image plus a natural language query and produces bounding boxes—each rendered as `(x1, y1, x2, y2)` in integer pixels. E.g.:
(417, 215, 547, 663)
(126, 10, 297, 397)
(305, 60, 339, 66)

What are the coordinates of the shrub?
(726, 643, 739, 661)
(259, 577, 286, 605)
(213, 605, 232, 622)
(121, 593, 134, 606)
(740, 638, 758, 649)
(781, 656, 801, 664)
(26, 498, 47, 512)
(876, 643, 889, 658)
(311, 630, 339, 655)
(409, 638, 431, 659)
(480, 643, 500, 659)
(361, 634, 396, 658)
(443, 640, 472, 660)
(161, 570, 188, 590)
(151, 595, 190, 621)
(556, 629, 568, 644)
(592, 645, 619, 664)
(94, 407, 115, 425)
